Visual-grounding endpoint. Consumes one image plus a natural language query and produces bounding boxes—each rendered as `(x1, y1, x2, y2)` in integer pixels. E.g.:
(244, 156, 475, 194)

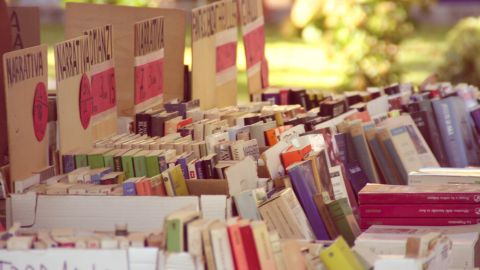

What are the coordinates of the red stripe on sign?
(216, 42, 237, 73)
(134, 58, 164, 105)
(90, 67, 116, 115)
(243, 25, 265, 69)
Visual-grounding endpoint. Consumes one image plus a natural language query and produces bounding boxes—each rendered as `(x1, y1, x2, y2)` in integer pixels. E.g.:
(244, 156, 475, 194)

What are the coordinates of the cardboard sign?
(133, 16, 164, 113)
(9, 193, 199, 231)
(65, 3, 186, 116)
(7, 6, 40, 50)
(0, 250, 129, 270)
(238, 0, 269, 94)
(0, 0, 12, 167)
(2, 44, 48, 185)
(84, 24, 118, 139)
(191, 0, 238, 109)
(54, 36, 93, 157)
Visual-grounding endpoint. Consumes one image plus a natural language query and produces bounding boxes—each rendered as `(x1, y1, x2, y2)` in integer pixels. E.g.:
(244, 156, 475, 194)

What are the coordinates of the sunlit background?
(6, 0, 480, 103)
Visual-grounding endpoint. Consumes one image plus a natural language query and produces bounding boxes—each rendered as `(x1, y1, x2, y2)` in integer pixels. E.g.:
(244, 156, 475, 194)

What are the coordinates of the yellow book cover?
(168, 165, 189, 196)
(319, 237, 364, 270)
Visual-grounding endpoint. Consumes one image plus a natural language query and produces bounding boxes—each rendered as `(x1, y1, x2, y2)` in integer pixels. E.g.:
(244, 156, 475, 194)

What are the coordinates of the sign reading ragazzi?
(133, 16, 165, 113)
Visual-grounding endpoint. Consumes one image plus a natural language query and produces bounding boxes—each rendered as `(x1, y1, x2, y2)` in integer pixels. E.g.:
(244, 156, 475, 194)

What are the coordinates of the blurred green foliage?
(437, 17, 480, 86)
(291, 0, 435, 90)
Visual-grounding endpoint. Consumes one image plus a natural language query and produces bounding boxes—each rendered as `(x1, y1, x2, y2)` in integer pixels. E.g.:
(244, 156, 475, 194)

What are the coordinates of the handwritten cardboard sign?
(238, 0, 269, 95)
(191, 0, 238, 109)
(133, 16, 164, 113)
(2, 44, 48, 185)
(65, 3, 186, 116)
(7, 6, 40, 50)
(55, 36, 93, 157)
(0, 249, 129, 270)
(84, 24, 117, 139)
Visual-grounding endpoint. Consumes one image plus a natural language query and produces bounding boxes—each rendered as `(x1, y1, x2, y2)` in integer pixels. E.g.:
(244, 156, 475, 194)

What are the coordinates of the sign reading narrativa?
(5, 50, 44, 87)
(0, 249, 129, 270)
(55, 38, 90, 82)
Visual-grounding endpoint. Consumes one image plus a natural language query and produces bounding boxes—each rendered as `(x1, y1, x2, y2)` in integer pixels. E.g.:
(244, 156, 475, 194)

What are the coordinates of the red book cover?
(176, 117, 193, 131)
(227, 223, 248, 270)
(135, 180, 145, 196)
(359, 184, 480, 204)
(360, 204, 480, 218)
(360, 217, 480, 230)
(152, 179, 166, 196)
(280, 89, 290, 105)
(239, 224, 261, 270)
(281, 144, 312, 169)
(142, 179, 153, 195)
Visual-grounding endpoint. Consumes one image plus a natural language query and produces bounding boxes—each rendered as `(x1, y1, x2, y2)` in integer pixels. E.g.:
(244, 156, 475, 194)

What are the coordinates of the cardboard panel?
(191, 0, 238, 109)
(54, 36, 93, 157)
(65, 3, 186, 116)
(3, 44, 49, 185)
(0, 0, 11, 167)
(133, 16, 165, 113)
(9, 193, 199, 231)
(7, 6, 40, 50)
(84, 24, 118, 140)
(238, 0, 268, 94)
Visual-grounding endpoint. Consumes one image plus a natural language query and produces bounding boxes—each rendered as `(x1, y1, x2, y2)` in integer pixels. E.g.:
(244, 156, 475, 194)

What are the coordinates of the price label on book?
(32, 82, 48, 142)
(79, 73, 93, 130)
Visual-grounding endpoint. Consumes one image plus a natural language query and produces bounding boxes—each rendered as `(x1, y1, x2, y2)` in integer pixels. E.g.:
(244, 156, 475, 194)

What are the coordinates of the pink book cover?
(360, 217, 480, 230)
(360, 204, 480, 218)
(359, 183, 480, 204)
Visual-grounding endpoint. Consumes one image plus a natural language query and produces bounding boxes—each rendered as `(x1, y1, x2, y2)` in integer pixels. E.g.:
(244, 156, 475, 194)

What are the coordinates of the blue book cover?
(287, 160, 330, 240)
(195, 159, 205, 179)
(367, 134, 400, 185)
(344, 161, 368, 195)
(62, 154, 76, 174)
(433, 97, 479, 167)
(123, 181, 137, 196)
(383, 136, 408, 184)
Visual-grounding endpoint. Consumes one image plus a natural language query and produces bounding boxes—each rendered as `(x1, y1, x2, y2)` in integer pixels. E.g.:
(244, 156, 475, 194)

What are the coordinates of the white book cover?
(210, 225, 235, 270)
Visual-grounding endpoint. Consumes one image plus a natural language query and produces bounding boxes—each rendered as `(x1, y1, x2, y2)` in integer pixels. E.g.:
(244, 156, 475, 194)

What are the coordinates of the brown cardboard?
(54, 36, 93, 157)
(7, 6, 40, 50)
(238, 0, 268, 95)
(186, 179, 229, 196)
(133, 17, 165, 113)
(3, 44, 49, 186)
(191, 0, 238, 109)
(65, 3, 186, 116)
(83, 24, 117, 140)
(0, 0, 11, 167)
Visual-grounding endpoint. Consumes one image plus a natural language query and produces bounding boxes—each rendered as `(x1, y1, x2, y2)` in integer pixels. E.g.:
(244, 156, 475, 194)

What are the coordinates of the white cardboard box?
(7, 193, 199, 231)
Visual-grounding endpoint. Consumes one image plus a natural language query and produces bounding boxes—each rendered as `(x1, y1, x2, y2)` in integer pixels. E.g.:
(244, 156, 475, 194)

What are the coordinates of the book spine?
(135, 113, 151, 136)
(360, 204, 480, 218)
(62, 154, 76, 174)
(288, 164, 331, 240)
(151, 117, 164, 137)
(350, 126, 378, 183)
(433, 98, 469, 167)
(359, 192, 480, 204)
(383, 138, 407, 184)
(123, 182, 137, 196)
(177, 158, 190, 179)
(113, 156, 123, 172)
(416, 110, 449, 166)
(366, 136, 398, 185)
(195, 160, 205, 179)
(239, 226, 262, 270)
(471, 108, 480, 134)
(359, 217, 480, 230)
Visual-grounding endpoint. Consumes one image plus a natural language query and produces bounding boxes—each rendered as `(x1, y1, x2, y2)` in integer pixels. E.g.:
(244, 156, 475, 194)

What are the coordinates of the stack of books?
(358, 183, 480, 229)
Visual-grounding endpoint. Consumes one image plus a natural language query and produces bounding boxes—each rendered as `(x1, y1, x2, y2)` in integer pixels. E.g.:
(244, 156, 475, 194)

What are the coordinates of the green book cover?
(166, 219, 181, 252)
(327, 198, 359, 246)
(133, 155, 147, 177)
(168, 165, 189, 196)
(145, 155, 160, 177)
(75, 153, 88, 168)
(121, 150, 139, 179)
(104, 153, 115, 171)
(88, 153, 105, 169)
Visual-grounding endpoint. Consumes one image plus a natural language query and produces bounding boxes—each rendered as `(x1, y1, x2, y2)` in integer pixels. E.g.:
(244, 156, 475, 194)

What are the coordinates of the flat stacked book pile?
(358, 183, 480, 229)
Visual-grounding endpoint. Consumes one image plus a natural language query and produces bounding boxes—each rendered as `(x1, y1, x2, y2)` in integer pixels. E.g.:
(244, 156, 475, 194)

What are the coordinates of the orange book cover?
(152, 177, 166, 196)
(135, 179, 146, 195)
(142, 179, 153, 195)
(227, 222, 249, 270)
(281, 144, 312, 169)
(265, 125, 292, 146)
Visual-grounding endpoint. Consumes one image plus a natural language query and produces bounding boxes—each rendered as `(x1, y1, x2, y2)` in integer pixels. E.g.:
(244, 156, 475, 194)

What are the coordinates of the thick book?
(350, 121, 379, 183)
(360, 204, 480, 218)
(238, 222, 262, 270)
(365, 128, 402, 185)
(287, 160, 331, 240)
(359, 183, 480, 204)
(359, 217, 480, 229)
(328, 198, 361, 246)
(433, 96, 479, 167)
(408, 168, 480, 185)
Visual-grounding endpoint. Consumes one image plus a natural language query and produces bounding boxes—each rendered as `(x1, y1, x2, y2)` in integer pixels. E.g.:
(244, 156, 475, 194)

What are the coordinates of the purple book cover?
(471, 106, 480, 134)
(287, 160, 331, 240)
(344, 161, 368, 196)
